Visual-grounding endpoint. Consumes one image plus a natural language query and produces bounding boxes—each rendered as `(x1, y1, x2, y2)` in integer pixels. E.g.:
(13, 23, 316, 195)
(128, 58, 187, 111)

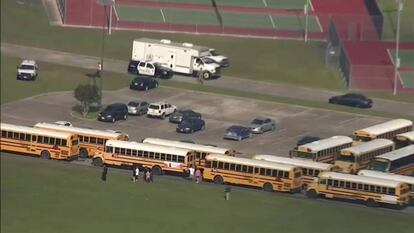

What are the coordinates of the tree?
(74, 84, 99, 117)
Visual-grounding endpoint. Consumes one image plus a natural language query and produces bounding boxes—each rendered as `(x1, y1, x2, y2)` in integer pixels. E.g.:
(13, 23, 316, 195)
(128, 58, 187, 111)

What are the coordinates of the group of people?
(187, 166, 202, 183)
(131, 165, 153, 183)
(101, 164, 231, 200)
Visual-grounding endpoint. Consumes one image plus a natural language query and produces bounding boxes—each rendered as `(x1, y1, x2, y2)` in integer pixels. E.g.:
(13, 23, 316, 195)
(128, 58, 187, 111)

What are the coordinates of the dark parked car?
(329, 93, 373, 108)
(249, 117, 275, 134)
(169, 109, 202, 123)
(97, 103, 128, 123)
(127, 60, 173, 79)
(130, 76, 158, 91)
(176, 118, 205, 134)
(296, 136, 321, 146)
(127, 101, 149, 116)
(224, 125, 251, 141)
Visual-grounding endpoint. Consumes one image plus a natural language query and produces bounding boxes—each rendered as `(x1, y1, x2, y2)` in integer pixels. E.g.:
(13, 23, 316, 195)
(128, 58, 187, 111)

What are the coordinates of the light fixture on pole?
(393, 0, 403, 95)
(96, 0, 114, 107)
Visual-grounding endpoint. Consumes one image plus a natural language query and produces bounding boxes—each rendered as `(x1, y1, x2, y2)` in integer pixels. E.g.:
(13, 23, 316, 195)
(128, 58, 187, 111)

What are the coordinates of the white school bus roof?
(340, 139, 394, 156)
(358, 170, 414, 185)
(205, 154, 297, 172)
(353, 119, 413, 137)
(320, 172, 402, 188)
(375, 145, 414, 161)
(106, 140, 193, 156)
(396, 131, 414, 141)
(34, 122, 126, 139)
(298, 136, 353, 152)
(142, 137, 234, 155)
(1, 123, 73, 139)
(252, 154, 333, 170)
(134, 38, 209, 52)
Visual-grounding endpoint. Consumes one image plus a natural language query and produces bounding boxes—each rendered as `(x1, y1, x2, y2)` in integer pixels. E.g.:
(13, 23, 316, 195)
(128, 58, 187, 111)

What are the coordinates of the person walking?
(195, 168, 201, 184)
(145, 169, 151, 183)
(135, 166, 140, 182)
(188, 166, 195, 182)
(101, 165, 108, 182)
(97, 62, 102, 77)
(224, 186, 231, 201)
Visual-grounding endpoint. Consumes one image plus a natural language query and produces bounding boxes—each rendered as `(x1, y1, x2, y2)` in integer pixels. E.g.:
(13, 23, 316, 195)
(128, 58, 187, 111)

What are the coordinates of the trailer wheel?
(202, 71, 211, 80)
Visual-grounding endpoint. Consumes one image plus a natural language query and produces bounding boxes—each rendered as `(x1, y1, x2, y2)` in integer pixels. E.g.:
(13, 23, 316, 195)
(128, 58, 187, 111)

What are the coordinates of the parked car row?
(224, 117, 276, 141)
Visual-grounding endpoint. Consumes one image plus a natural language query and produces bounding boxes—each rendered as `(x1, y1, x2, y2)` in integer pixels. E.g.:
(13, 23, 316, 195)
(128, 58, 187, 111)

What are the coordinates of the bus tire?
(263, 183, 273, 192)
(40, 150, 50, 159)
(213, 175, 224, 185)
(366, 198, 379, 208)
(79, 148, 89, 159)
(306, 189, 318, 199)
(152, 166, 163, 176)
(92, 157, 104, 167)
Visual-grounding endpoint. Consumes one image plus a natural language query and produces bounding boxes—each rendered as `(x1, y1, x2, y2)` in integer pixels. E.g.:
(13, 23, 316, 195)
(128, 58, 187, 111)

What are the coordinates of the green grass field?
(377, 0, 414, 41)
(115, 5, 321, 31)
(143, 0, 308, 9)
(389, 49, 414, 68)
(1, 0, 342, 91)
(0, 55, 131, 104)
(1, 153, 413, 233)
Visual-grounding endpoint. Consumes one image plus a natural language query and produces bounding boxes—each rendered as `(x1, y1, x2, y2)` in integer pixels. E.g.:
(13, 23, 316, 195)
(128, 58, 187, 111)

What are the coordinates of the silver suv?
(147, 102, 177, 119)
(249, 117, 275, 134)
(127, 101, 149, 116)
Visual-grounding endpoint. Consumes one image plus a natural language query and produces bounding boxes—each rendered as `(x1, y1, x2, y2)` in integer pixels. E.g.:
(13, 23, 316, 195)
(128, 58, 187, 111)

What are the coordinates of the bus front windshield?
(337, 154, 355, 162)
(292, 151, 314, 160)
(369, 161, 389, 172)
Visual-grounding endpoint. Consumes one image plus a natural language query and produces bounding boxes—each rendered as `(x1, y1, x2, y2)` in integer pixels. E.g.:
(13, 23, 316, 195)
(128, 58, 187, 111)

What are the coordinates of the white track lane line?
(160, 9, 166, 22)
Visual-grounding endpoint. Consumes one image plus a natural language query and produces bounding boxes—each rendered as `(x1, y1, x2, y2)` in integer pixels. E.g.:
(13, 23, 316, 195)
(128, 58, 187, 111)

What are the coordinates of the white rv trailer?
(131, 38, 225, 79)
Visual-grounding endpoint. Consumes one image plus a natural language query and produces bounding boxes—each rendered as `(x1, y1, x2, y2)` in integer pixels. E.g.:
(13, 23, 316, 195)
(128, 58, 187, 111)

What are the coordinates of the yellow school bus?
(92, 140, 195, 175)
(289, 136, 353, 163)
(253, 154, 335, 187)
(368, 145, 414, 176)
(394, 131, 414, 149)
(306, 172, 410, 208)
(334, 139, 394, 174)
(34, 122, 129, 158)
(203, 154, 302, 193)
(142, 137, 236, 168)
(1, 123, 79, 160)
(358, 170, 414, 204)
(353, 119, 413, 142)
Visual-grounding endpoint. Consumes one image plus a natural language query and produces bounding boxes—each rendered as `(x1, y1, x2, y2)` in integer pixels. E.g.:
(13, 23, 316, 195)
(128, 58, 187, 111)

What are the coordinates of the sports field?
(376, 0, 414, 41)
(115, 5, 322, 31)
(1, 153, 413, 233)
(135, 0, 308, 9)
(388, 49, 414, 88)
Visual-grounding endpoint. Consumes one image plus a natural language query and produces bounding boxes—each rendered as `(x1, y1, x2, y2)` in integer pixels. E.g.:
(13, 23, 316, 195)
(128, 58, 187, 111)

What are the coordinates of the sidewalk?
(1, 43, 412, 118)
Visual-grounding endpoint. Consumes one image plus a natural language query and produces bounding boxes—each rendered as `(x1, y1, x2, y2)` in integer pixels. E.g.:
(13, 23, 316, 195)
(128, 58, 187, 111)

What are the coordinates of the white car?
(54, 121, 73, 127)
(137, 61, 156, 76)
(17, 60, 38, 80)
(147, 102, 177, 119)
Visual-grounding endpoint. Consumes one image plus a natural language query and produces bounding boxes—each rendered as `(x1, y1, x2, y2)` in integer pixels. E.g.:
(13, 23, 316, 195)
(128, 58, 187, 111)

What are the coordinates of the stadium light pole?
(393, 0, 403, 95)
(96, 0, 114, 107)
(304, 0, 309, 42)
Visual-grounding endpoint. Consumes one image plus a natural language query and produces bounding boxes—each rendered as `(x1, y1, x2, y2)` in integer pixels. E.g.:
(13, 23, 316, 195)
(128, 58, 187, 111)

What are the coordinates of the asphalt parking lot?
(0, 86, 388, 157)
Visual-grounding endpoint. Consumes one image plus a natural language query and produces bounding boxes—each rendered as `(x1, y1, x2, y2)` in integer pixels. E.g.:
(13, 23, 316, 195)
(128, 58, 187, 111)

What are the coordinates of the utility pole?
(393, 0, 403, 95)
(96, 0, 114, 107)
(304, 0, 309, 42)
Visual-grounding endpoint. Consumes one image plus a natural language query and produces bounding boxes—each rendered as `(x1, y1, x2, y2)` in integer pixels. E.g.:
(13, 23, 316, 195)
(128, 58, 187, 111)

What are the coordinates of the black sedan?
(130, 76, 158, 91)
(329, 93, 373, 108)
(169, 109, 202, 123)
(127, 60, 173, 79)
(296, 136, 321, 146)
(176, 118, 205, 134)
(223, 125, 251, 141)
